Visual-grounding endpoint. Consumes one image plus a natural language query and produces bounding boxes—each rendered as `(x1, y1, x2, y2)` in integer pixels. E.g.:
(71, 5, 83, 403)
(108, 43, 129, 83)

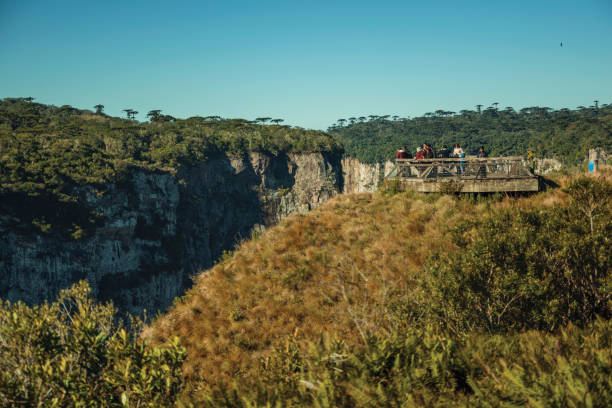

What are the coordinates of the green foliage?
(71, 224, 85, 240)
(462, 321, 612, 407)
(566, 175, 612, 236)
(193, 320, 612, 407)
(0, 281, 185, 407)
(330, 105, 612, 164)
(438, 180, 464, 194)
(381, 178, 403, 195)
(0, 98, 342, 235)
(425, 177, 612, 334)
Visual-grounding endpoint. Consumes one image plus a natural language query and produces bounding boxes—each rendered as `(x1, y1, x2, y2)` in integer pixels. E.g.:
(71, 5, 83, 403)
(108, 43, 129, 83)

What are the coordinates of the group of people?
(395, 143, 487, 160)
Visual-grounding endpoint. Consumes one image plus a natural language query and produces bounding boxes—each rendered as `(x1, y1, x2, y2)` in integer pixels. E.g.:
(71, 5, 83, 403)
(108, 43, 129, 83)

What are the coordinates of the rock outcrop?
(533, 158, 563, 175)
(341, 158, 392, 193)
(0, 152, 342, 315)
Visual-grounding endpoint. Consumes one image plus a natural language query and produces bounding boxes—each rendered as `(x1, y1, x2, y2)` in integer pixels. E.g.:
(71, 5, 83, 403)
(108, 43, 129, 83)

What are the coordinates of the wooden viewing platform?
(386, 156, 539, 193)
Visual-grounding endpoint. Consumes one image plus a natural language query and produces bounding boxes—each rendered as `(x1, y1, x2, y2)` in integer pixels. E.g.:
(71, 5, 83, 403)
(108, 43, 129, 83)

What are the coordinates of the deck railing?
(387, 156, 535, 180)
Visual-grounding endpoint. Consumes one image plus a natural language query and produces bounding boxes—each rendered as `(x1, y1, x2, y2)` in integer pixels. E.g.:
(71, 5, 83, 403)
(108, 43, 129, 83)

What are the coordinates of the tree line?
(329, 102, 612, 165)
(93, 103, 286, 126)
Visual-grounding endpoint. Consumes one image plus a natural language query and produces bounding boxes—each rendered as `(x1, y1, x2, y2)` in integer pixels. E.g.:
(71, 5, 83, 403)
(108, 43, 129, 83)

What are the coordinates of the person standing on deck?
(438, 145, 450, 158)
(452, 143, 465, 174)
(452, 143, 464, 158)
(476, 146, 488, 178)
(402, 146, 412, 158)
(396, 146, 408, 159)
(423, 143, 435, 159)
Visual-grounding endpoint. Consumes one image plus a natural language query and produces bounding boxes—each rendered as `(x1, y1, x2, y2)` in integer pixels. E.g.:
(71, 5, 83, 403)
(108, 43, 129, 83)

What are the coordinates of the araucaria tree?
(122, 109, 134, 119)
(147, 110, 162, 122)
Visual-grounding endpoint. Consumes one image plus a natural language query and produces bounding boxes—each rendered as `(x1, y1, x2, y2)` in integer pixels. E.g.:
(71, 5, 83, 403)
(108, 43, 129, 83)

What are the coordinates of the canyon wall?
(341, 157, 393, 193)
(0, 152, 345, 315)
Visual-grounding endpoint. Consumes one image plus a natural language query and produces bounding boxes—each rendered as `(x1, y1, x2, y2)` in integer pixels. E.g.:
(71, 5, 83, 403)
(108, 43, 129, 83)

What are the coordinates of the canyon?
(0, 153, 387, 314)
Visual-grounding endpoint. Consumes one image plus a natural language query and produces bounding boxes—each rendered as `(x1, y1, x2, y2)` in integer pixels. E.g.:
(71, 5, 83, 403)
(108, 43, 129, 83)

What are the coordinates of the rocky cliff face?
(341, 158, 393, 193)
(0, 152, 342, 315)
(533, 158, 563, 175)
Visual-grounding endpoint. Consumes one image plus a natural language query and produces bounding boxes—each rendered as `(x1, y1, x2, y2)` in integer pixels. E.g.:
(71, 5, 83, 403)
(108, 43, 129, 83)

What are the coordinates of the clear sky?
(1, 0, 611, 129)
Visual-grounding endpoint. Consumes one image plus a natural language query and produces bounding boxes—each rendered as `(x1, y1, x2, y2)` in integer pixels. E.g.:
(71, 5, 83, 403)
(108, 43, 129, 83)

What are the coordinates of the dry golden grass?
(145, 184, 575, 388)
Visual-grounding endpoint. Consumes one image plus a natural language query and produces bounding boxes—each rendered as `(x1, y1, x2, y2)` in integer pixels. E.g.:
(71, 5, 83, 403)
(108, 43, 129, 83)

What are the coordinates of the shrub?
(566, 175, 612, 236)
(425, 177, 612, 334)
(0, 281, 186, 407)
(461, 319, 612, 408)
(438, 180, 463, 194)
(381, 179, 403, 195)
(192, 319, 612, 407)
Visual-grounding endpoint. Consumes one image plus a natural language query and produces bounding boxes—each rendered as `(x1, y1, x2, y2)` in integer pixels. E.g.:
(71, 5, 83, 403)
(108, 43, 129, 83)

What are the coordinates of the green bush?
(381, 178, 403, 195)
(463, 319, 612, 407)
(192, 319, 612, 407)
(0, 281, 185, 407)
(424, 177, 612, 334)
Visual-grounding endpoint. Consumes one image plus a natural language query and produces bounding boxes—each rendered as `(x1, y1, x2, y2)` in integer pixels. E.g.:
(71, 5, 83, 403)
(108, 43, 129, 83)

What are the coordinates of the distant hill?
(329, 104, 612, 164)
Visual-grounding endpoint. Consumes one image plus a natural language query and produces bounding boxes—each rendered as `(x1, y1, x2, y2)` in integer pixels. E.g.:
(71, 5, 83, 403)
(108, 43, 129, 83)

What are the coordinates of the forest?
(329, 103, 612, 165)
(0, 97, 341, 192)
(0, 98, 342, 237)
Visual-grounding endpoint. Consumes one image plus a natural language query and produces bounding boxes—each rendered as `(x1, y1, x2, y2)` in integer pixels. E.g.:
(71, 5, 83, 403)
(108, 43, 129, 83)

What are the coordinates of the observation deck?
(385, 157, 539, 193)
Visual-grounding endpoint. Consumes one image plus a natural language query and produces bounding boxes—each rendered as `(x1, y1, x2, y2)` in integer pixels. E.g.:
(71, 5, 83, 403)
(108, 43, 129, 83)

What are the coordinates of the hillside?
(1, 173, 610, 406)
(145, 174, 612, 406)
(329, 105, 612, 164)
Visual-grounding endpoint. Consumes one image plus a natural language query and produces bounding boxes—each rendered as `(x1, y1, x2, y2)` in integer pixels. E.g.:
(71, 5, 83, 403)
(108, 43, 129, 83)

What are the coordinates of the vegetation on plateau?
(329, 103, 612, 164)
(0, 97, 341, 236)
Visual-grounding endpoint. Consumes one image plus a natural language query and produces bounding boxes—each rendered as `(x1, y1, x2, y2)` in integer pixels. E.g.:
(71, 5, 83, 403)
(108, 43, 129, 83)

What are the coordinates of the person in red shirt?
(402, 145, 411, 158)
(396, 146, 409, 159)
(423, 143, 434, 158)
(415, 147, 425, 159)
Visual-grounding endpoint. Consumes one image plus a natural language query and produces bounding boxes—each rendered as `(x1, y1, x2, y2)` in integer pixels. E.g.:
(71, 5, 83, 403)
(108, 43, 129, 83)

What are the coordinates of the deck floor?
(397, 177, 539, 193)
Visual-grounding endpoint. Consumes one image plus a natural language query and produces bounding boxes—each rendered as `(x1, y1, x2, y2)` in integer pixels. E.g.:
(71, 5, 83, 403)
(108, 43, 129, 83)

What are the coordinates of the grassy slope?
(146, 184, 569, 386)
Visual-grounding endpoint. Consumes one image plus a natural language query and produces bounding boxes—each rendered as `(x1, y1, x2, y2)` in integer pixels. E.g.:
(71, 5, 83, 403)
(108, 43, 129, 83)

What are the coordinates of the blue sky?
(1, 0, 611, 129)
